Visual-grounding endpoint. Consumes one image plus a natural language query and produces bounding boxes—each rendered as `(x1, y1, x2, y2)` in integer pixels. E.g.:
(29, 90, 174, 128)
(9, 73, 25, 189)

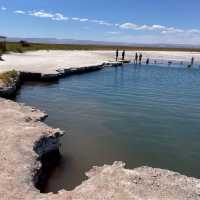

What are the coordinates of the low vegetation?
(5, 42, 200, 53)
(0, 70, 18, 86)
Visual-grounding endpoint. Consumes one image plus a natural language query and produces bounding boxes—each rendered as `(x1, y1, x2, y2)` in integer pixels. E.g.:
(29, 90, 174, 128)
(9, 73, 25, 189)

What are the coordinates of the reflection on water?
(15, 64, 200, 192)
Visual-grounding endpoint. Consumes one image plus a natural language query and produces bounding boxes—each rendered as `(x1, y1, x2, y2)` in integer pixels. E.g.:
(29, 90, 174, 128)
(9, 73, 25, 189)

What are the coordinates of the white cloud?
(29, 10, 54, 18)
(72, 17, 80, 21)
(187, 29, 200, 34)
(119, 22, 200, 37)
(99, 21, 113, 26)
(28, 10, 68, 21)
(1, 6, 7, 11)
(52, 13, 68, 21)
(108, 31, 120, 35)
(119, 23, 139, 30)
(79, 18, 88, 22)
(119, 22, 168, 31)
(14, 10, 26, 14)
(91, 19, 113, 26)
(161, 28, 184, 34)
(72, 17, 89, 22)
(91, 19, 101, 23)
(151, 25, 166, 30)
(10, 8, 200, 41)
(72, 18, 113, 26)
(12, 8, 113, 27)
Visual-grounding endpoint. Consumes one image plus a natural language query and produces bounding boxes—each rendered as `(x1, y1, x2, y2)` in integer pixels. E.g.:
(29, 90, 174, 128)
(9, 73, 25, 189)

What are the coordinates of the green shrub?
(0, 70, 18, 86)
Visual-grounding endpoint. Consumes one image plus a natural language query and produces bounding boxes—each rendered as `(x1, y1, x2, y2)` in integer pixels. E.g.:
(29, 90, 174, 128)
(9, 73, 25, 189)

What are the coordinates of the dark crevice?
(33, 135, 62, 193)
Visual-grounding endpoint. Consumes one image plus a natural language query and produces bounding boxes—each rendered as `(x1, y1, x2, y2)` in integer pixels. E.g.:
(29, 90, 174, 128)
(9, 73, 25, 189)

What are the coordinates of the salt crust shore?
(1, 50, 200, 74)
(1, 98, 200, 200)
(1, 50, 200, 199)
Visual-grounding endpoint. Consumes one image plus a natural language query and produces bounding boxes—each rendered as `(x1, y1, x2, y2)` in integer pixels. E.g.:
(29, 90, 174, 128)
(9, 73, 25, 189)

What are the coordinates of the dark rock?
(41, 74, 59, 82)
(20, 72, 42, 81)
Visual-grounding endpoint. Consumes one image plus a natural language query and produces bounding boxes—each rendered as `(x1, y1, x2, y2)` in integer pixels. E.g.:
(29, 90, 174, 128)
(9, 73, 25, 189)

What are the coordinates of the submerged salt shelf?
(15, 64, 200, 193)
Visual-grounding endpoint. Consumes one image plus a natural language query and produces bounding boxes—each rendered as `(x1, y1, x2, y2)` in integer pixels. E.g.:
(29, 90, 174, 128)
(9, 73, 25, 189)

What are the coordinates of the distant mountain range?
(7, 37, 200, 49)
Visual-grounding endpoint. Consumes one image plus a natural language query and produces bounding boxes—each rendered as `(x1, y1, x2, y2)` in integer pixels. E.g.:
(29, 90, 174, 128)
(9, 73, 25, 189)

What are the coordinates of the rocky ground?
(1, 98, 200, 200)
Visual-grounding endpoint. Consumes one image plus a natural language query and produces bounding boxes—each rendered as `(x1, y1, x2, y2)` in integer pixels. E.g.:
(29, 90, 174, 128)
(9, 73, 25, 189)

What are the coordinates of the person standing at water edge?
(134, 53, 138, 64)
(146, 58, 150, 65)
(188, 57, 194, 68)
(116, 49, 119, 61)
(122, 50, 125, 60)
(0, 53, 2, 61)
(139, 53, 143, 65)
(191, 57, 194, 66)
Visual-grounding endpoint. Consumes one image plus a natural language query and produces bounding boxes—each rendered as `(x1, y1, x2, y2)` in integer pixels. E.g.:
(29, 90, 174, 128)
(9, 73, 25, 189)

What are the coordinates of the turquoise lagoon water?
(15, 64, 200, 192)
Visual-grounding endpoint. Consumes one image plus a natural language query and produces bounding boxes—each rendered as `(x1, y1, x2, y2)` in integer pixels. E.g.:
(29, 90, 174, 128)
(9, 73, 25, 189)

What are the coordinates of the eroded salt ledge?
(1, 51, 200, 199)
(1, 99, 200, 200)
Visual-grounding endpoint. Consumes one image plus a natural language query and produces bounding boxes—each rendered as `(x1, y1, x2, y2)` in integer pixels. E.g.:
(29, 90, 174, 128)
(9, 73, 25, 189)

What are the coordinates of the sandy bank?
(1, 50, 200, 75)
(0, 51, 110, 74)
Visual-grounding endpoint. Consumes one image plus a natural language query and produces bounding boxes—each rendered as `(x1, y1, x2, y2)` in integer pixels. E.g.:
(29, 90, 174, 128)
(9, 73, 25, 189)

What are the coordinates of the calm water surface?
(15, 64, 200, 192)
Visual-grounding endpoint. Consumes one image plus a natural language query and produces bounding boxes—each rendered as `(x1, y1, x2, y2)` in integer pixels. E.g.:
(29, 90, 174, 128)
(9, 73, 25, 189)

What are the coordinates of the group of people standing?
(115, 49, 143, 64)
(116, 49, 126, 61)
(133, 52, 143, 65)
(115, 49, 196, 68)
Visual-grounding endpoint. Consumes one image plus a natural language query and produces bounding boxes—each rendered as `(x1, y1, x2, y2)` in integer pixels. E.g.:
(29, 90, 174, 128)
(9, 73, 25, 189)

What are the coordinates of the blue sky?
(0, 0, 200, 44)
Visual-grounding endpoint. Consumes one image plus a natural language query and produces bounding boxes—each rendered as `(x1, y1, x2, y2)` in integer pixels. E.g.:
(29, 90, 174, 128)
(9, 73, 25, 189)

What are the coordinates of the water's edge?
(1, 63, 200, 199)
(0, 62, 118, 192)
